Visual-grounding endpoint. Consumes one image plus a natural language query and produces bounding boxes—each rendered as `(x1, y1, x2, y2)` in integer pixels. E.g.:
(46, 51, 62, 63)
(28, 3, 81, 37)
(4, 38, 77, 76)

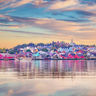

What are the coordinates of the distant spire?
(70, 39, 75, 46)
(71, 39, 73, 43)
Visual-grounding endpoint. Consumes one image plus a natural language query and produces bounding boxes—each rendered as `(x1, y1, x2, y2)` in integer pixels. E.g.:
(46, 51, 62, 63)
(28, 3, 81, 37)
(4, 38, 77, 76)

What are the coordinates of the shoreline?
(0, 58, 96, 60)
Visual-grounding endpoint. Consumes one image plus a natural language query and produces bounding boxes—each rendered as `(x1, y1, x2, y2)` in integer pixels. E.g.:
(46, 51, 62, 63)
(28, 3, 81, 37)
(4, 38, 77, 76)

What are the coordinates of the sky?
(0, 0, 96, 48)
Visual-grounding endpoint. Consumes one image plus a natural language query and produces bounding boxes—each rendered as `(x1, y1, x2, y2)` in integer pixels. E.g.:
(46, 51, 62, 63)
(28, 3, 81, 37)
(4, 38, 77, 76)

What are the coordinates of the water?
(0, 60, 96, 96)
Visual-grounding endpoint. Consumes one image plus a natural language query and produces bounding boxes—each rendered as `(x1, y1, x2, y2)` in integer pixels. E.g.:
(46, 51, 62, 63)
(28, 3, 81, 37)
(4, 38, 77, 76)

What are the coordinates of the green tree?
(8, 49, 15, 54)
(42, 48, 48, 52)
(26, 49, 31, 52)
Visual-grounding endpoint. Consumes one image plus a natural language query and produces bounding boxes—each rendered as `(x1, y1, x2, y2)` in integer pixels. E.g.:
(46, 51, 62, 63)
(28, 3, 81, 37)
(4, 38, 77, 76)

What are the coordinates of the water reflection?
(0, 60, 96, 79)
(0, 60, 96, 96)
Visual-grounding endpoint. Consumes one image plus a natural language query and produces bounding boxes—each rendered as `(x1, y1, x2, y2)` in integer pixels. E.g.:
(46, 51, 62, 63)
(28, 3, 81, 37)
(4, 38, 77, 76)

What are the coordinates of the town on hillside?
(0, 40, 96, 60)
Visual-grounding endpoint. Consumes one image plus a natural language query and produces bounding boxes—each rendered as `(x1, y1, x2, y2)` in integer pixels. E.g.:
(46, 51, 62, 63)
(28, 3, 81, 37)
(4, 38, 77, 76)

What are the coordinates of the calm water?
(0, 60, 96, 96)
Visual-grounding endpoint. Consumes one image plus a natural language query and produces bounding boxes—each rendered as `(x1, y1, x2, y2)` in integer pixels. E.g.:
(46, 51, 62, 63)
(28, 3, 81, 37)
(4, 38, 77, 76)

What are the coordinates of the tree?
(0, 49, 3, 53)
(26, 49, 31, 52)
(28, 43, 35, 47)
(8, 49, 15, 54)
(0, 48, 6, 53)
(42, 48, 48, 52)
(37, 43, 44, 47)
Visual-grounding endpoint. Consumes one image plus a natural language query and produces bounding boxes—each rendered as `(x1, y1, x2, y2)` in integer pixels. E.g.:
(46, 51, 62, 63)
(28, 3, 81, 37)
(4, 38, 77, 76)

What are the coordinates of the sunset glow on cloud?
(0, 0, 96, 48)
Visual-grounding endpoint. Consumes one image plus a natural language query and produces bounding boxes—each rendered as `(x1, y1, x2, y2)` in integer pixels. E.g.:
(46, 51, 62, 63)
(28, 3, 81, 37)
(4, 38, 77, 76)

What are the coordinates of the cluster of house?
(0, 53, 14, 60)
(0, 41, 96, 60)
(15, 41, 96, 60)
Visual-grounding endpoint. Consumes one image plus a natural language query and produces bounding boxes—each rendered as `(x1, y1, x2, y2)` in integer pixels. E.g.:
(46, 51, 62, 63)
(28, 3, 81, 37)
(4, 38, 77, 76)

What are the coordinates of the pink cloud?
(10, 0, 32, 8)
(0, 0, 48, 9)
(48, 0, 78, 10)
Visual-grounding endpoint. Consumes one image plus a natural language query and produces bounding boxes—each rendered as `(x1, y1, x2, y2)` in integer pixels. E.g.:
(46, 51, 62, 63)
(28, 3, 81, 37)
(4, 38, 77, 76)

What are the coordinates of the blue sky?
(0, 0, 96, 48)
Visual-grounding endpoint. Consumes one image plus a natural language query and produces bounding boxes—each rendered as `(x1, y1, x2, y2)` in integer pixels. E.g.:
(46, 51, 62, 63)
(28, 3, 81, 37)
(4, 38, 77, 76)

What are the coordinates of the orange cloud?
(0, 0, 47, 9)
(10, 0, 32, 8)
(49, 0, 78, 10)
(33, 18, 96, 42)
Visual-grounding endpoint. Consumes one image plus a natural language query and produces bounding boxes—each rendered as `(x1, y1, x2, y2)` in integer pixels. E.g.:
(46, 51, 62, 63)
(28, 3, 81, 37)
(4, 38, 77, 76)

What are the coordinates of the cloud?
(33, 18, 96, 39)
(0, 0, 32, 9)
(79, 0, 96, 5)
(0, 0, 49, 9)
(9, 0, 32, 8)
(47, 0, 96, 18)
(48, 0, 78, 10)
(0, 14, 96, 41)
(0, 29, 50, 36)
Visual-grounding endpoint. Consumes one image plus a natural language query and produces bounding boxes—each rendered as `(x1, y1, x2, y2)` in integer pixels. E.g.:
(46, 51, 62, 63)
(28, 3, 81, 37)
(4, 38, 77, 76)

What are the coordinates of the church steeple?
(70, 39, 75, 46)
(71, 39, 73, 44)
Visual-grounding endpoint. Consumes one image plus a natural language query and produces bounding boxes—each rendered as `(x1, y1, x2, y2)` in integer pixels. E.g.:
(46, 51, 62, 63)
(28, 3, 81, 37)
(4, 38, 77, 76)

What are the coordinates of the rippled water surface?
(0, 60, 96, 96)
